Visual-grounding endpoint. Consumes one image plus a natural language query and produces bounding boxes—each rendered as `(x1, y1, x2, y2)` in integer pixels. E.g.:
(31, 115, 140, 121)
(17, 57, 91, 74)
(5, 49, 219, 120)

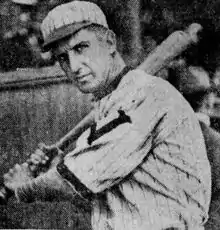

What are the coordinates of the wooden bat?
(47, 23, 203, 151)
(0, 23, 202, 204)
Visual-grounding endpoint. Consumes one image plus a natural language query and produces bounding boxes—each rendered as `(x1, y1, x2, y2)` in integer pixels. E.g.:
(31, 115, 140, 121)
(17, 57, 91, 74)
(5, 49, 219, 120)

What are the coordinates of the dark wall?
(0, 67, 92, 177)
(0, 66, 92, 229)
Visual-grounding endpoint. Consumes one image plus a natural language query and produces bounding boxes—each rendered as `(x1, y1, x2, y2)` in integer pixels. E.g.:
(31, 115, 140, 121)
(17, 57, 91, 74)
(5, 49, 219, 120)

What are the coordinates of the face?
(53, 28, 115, 94)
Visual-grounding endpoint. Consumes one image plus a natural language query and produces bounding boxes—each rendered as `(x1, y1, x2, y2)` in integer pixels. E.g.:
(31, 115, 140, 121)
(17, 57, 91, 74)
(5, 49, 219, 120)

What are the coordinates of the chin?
(76, 87, 89, 94)
(77, 86, 94, 94)
(77, 83, 100, 94)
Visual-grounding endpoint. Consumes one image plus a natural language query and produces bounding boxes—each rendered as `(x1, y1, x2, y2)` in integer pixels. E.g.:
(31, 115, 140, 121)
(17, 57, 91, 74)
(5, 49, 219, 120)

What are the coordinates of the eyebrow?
(69, 40, 90, 49)
(53, 40, 89, 57)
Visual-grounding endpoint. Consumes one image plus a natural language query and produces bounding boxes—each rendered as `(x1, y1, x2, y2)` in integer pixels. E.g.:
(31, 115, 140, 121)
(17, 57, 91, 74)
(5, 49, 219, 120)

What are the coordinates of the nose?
(68, 51, 81, 74)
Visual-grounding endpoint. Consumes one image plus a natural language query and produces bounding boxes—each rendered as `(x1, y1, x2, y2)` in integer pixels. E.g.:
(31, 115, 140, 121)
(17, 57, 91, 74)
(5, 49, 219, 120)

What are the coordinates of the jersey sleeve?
(15, 167, 80, 202)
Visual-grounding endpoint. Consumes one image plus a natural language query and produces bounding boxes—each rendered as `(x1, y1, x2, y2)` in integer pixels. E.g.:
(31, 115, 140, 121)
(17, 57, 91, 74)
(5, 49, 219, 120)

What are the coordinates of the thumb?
(38, 142, 47, 151)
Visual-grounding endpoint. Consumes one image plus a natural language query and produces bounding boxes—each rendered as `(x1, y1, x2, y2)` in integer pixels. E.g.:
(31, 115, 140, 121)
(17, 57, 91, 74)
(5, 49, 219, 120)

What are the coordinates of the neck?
(94, 53, 126, 100)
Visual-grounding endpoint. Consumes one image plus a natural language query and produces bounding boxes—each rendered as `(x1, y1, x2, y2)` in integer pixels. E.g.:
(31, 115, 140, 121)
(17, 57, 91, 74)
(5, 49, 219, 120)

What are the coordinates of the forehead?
(52, 29, 100, 56)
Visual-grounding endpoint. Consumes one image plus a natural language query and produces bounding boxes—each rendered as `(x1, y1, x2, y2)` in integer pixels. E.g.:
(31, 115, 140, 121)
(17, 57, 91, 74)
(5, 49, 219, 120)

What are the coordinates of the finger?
(12, 164, 22, 174)
(29, 155, 48, 165)
(29, 164, 37, 172)
(3, 174, 14, 191)
(35, 149, 46, 158)
(34, 149, 49, 162)
(30, 154, 42, 164)
(32, 153, 49, 164)
(8, 168, 14, 175)
(38, 143, 57, 156)
(26, 158, 32, 164)
(29, 149, 46, 164)
(3, 173, 10, 181)
(41, 159, 47, 165)
(22, 162, 29, 168)
(21, 162, 30, 171)
(3, 173, 13, 184)
(29, 158, 41, 165)
(38, 142, 47, 151)
(14, 164, 21, 171)
(21, 162, 33, 177)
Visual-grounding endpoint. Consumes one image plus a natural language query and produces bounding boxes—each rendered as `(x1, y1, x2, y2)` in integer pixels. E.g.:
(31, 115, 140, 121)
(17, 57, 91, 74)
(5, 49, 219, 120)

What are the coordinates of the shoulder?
(100, 69, 195, 125)
(120, 69, 184, 99)
(110, 69, 194, 115)
(119, 69, 170, 90)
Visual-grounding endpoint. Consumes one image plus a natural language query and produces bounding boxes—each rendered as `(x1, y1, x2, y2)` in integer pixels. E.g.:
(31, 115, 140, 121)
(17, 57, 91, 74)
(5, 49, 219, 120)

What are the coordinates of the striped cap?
(41, 1, 108, 51)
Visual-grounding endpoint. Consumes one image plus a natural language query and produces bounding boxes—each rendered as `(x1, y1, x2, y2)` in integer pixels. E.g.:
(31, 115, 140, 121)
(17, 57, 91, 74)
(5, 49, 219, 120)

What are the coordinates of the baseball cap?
(41, 1, 109, 52)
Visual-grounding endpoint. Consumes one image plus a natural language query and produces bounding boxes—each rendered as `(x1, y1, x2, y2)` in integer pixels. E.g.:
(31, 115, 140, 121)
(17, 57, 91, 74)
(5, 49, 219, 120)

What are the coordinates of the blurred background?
(0, 0, 220, 229)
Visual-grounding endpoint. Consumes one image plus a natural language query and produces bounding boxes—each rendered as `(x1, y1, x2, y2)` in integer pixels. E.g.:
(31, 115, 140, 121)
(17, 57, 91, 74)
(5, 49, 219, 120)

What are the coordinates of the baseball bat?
(47, 23, 203, 151)
(0, 23, 202, 204)
(46, 23, 203, 152)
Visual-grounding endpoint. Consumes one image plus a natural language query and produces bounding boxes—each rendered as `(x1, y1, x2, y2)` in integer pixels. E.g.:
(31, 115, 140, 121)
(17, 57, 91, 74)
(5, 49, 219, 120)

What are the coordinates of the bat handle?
(0, 187, 13, 205)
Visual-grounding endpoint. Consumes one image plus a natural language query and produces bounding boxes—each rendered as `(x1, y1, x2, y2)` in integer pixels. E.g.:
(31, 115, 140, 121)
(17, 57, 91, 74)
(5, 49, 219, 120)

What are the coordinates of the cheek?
(88, 45, 109, 66)
(86, 57, 108, 78)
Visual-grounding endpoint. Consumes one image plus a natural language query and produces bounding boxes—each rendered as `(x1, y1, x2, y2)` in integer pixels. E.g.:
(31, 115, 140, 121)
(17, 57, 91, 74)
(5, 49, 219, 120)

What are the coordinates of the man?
(3, 1, 211, 230)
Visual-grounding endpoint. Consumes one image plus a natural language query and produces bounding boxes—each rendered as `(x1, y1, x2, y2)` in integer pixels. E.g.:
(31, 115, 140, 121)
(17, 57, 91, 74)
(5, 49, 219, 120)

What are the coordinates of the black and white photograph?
(0, 0, 220, 229)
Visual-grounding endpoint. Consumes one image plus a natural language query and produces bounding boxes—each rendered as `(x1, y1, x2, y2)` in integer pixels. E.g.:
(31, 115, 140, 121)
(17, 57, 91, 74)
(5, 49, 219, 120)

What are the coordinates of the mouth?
(75, 74, 91, 83)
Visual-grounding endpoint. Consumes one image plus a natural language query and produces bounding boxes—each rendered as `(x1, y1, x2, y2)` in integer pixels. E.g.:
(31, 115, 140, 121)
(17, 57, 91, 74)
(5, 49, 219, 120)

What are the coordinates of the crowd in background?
(0, 0, 71, 71)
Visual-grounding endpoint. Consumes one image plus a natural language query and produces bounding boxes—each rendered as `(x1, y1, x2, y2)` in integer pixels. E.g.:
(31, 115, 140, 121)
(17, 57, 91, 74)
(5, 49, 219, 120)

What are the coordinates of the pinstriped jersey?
(64, 69, 211, 230)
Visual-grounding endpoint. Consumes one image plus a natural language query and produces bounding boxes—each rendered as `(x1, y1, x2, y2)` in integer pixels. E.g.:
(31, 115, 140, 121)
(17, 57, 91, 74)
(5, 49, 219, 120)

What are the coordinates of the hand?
(28, 143, 50, 166)
(28, 143, 61, 167)
(27, 143, 63, 174)
(3, 163, 33, 192)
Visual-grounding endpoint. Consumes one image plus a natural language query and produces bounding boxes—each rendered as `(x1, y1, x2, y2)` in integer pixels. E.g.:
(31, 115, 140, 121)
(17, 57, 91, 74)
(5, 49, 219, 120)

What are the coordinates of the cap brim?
(42, 21, 93, 52)
(12, 0, 38, 5)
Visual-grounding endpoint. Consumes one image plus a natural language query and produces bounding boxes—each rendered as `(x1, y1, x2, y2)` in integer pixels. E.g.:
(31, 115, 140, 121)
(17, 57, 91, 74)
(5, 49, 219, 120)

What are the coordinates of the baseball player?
(4, 1, 211, 230)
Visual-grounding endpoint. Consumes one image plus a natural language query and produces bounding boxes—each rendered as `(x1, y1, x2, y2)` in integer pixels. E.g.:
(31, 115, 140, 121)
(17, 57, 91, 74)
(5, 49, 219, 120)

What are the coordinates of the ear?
(106, 30, 117, 55)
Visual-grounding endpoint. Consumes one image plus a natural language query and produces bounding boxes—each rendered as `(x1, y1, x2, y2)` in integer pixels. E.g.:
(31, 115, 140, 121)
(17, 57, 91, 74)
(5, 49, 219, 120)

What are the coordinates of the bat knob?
(0, 190, 7, 205)
(0, 187, 13, 205)
(186, 23, 203, 44)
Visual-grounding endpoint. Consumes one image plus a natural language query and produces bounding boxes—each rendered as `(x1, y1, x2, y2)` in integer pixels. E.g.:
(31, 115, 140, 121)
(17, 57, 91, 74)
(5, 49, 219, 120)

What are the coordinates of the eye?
(72, 42, 89, 54)
(57, 53, 69, 63)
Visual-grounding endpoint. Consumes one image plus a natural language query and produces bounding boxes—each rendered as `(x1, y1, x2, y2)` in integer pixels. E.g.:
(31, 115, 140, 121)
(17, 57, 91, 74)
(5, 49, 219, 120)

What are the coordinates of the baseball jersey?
(58, 69, 211, 230)
(14, 68, 211, 229)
